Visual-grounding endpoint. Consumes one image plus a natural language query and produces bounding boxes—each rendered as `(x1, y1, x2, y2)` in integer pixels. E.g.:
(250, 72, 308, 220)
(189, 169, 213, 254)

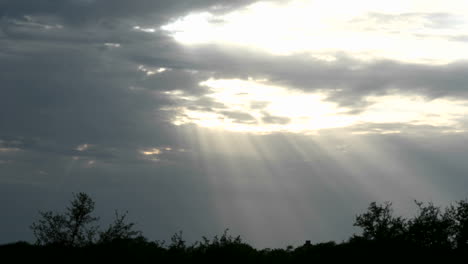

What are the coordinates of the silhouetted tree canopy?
(98, 210, 143, 244)
(351, 199, 468, 253)
(30, 192, 141, 247)
(30, 192, 99, 247)
(2, 193, 468, 262)
(407, 201, 453, 249)
(353, 201, 406, 242)
(446, 200, 468, 250)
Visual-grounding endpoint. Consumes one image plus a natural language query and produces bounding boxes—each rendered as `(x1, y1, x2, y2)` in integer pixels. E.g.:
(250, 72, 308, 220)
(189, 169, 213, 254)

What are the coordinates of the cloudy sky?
(1, 0, 468, 248)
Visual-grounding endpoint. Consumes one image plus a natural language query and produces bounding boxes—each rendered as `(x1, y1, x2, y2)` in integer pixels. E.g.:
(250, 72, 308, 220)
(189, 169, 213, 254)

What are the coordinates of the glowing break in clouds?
(138, 65, 169, 76)
(162, 0, 468, 64)
(139, 147, 176, 162)
(76, 143, 92, 151)
(164, 78, 468, 134)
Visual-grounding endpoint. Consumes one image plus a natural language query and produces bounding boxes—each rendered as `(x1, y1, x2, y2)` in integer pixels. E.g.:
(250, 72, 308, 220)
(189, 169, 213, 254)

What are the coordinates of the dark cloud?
(128, 42, 468, 111)
(196, 49, 468, 102)
(0, 0, 234, 245)
(0, 0, 256, 27)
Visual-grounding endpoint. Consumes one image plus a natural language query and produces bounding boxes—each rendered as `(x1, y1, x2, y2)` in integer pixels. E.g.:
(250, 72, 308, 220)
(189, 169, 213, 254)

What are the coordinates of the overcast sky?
(1, 0, 468, 248)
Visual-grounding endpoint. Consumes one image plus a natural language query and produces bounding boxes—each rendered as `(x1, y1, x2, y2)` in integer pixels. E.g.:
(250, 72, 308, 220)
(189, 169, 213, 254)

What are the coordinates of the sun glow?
(167, 79, 356, 133)
(164, 78, 468, 134)
(141, 148, 162, 155)
(161, 0, 468, 64)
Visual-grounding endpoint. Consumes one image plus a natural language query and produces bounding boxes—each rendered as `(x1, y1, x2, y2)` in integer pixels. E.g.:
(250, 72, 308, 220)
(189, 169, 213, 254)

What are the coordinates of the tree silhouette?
(30, 192, 99, 247)
(98, 210, 143, 244)
(352, 201, 406, 242)
(445, 200, 468, 250)
(407, 201, 453, 249)
(11, 193, 468, 262)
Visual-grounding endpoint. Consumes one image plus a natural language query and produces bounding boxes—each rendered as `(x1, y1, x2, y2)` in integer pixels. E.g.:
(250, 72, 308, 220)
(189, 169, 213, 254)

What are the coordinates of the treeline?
(1, 193, 468, 262)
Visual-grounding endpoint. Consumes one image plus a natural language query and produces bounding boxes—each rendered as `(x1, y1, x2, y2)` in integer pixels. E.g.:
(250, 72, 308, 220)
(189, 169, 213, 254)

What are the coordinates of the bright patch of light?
(138, 65, 169, 75)
(167, 78, 356, 133)
(133, 26, 156, 33)
(156, 68, 168, 73)
(76, 143, 91, 151)
(86, 160, 96, 167)
(139, 147, 180, 162)
(0, 147, 20, 152)
(141, 148, 162, 155)
(361, 95, 468, 127)
(161, 0, 468, 64)
(165, 78, 468, 134)
(104, 43, 121, 48)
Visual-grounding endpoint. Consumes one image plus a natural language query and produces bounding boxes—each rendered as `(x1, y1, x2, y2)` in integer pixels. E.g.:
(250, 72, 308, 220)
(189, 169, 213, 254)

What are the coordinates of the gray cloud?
(219, 111, 257, 124)
(128, 41, 468, 113)
(190, 48, 468, 101)
(261, 113, 291, 125)
(0, 0, 256, 26)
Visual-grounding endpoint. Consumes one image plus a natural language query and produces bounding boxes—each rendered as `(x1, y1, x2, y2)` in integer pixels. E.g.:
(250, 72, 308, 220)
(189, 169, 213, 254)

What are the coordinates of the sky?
(1, 0, 468, 248)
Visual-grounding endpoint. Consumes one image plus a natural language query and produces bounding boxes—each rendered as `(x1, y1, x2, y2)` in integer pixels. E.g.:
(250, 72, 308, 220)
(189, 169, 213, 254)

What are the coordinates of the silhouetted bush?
(407, 201, 453, 249)
(98, 210, 143, 244)
(30, 192, 99, 247)
(352, 201, 406, 243)
(446, 200, 468, 250)
(2, 193, 468, 262)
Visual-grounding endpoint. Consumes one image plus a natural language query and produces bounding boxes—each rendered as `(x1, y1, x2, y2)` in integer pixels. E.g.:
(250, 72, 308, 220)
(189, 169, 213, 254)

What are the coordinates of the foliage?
(98, 210, 143, 244)
(352, 199, 468, 252)
(445, 199, 468, 249)
(169, 230, 186, 250)
(30, 192, 140, 247)
(353, 201, 406, 242)
(12, 194, 468, 262)
(30, 192, 99, 247)
(194, 228, 252, 254)
(407, 201, 453, 249)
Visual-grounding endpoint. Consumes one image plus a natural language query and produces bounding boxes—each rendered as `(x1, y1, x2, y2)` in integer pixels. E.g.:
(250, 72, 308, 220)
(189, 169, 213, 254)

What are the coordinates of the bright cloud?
(104, 43, 121, 48)
(138, 65, 169, 76)
(141, 148, 162, 155)
(164, 78, 468, 134)
(133, 26, 156, 33)
(162, 0, 468, 64)
(76, 143, 92, 151)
